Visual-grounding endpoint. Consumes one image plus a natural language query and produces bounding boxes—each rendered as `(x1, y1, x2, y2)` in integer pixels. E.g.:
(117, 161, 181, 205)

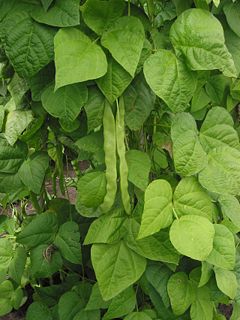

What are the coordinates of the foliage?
(0, 0, 240, 319)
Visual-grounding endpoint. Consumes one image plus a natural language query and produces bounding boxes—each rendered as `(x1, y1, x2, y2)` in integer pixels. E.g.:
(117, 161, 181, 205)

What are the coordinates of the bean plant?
(0, 0, 240, 319)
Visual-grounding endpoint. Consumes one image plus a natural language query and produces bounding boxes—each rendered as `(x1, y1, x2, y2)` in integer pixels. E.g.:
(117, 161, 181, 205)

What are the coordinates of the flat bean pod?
(100, 101, 117, 213)
(116, 96, 131, 215)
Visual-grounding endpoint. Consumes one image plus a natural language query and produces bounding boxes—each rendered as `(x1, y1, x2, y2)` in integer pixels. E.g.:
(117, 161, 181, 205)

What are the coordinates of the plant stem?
(30, 192, 42, 214)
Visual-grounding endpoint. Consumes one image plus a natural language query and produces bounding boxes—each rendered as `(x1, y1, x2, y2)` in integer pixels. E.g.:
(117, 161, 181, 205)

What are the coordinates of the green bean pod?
(100, 101, 117, 213)
(116, 96, 131, 215)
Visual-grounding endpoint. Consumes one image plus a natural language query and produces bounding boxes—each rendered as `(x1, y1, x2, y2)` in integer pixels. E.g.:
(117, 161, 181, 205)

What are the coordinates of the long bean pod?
(100, 101, 117, 213)
(116, 96, 131, 214)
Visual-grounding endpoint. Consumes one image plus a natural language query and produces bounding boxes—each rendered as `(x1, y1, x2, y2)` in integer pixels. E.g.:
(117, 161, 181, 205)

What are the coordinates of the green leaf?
(101, 16, 145, 77)
(170, 215, 215, 261)
(76, 171, 106, 209)
(205, 75, 230, 106)
(4, 12, 55, 78)
(124, 313, 152, 320)
(167, 272, 194, 315)
(206, 224, 235, 270)
(138, 179, 173, 239)
(9, 246, 27, 284)
(215, 268, 237, 299)
(0, 280, 14, 316)
(0, 238, 13, 269)
(223, 2, 240, 38)
(91, 240, 146, 300)
(103, 287, 136, 320)
(200, 107, 239, 152)
(144, 50, 196, 112)
(74, 309, 100, 320)
(225, 27, 240, 76)
(58, 291, 85, 320)
(82, 0, 125, 35)
(26, 302, 52, 320)
(4, 110, 33, 146)
(199, 262, 213, 288)
(171, 113, 207, 176)
(54, 28, 107, 89)
(170, 8, 237, 77)
(218, 195, 240, 229)
(191, 86, 210, 113)
(30, 244, 63, 278)
(0, 136, 27, 174)
(84, 87, 105, 132)
(41, 83, 88, 121)
(123, 75, 155, 131)
(31, 0, 80, 27)
(41, 0, 54, 11)
(173, 177, 214, 221)
(198, 146, 240, 196)
(126, 219, 179, 264)
(145, 264, 172, 308)
(8, 72, 29, 106)
(85, 283, 110, 310)
(17, 211, 58, 248)
(126, 150, 151, 191)
(19, 152, 49, 194)
(96, 56, 132, 104)
(84, 209, 126, 245)
(190, 286, 214, 320)
(54, 221, 81, 264)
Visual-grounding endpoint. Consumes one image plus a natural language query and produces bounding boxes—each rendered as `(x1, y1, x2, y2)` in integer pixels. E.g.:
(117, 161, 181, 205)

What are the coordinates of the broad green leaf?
(31, 0, 80, 27)
(200, 107, 239, 152)
(40, 0, 53, 11)
(19, 152, 49, 194)
(126, 150, 151, 191)
(58, 291, 85, 320)
(103, 287, 136, 320)
(218, 195, 240, 229)
(0, 136, 27, 174)
(138, 179, 173, 239)
(0, 280, 14, 316)
(54, 28, 107, 89)
(170, 215, 215, 261)
(84, 209, 126, 245)
(198, 146, 240, 196)
(0, 172, 25, 194)
(17, 211, 58, 248)
(199, 262, 213, 287)
(170, 8, 237, 77)
(206, 224, 235, 270)
(4, 110, 33, 146)
(96, 56, 132, 104)
(205, 75, 230, 106)
(191, 86, 211, 113)
(101, 16, 145, 77)
(59, 117, 80, 133)
(167, 272, 194, 315)
(76, 171, 106, 209)
(75, 131, 103, 154)
(190, 286, 214, 320)
(123, 75, 155, 131)
(225, 27, 240, 76)
(74, 309, 100, 320)
(26, 302, 52, 320)
(145, 264, 172, 308)
(9, 246, 27, 284)
(171, 113, 207, 176)
(144, 50, 196, 112)
(223, 2, 240, 38)
(54, 222, 81, 264)
(126, 219, 179, 264)
(215, 268, 237, 299)
(30, 244, 63, 278)
(7, 73, 29, 106)
(124, 312, 152, 320)
(231, 303, 240, 320)
(85, 283, 110, 310)
(84, 87, 105, 132)
(174, 177, 214, 221)
(4, 12, 55, 78)
(82, 0, 125, 35)
(0, 238, 13, 268)
(91, 240, 146, 300)
(29, 63, 55, 101)
(41, 83, 88, 122)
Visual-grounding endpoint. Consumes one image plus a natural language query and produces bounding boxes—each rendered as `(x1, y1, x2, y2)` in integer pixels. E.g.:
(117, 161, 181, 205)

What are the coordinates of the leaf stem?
(173, 207, 179, 220)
